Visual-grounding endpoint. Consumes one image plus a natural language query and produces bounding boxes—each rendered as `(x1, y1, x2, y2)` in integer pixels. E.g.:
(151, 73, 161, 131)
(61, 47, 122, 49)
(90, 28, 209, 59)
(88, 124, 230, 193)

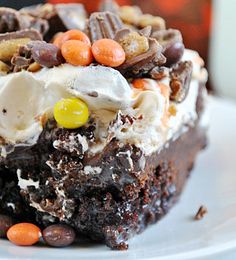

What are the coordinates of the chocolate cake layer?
(0, 83, 206, 249)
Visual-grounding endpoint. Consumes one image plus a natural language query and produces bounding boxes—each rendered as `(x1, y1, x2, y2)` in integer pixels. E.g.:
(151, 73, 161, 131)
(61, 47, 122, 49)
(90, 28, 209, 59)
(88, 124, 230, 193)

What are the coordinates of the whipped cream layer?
(0, 49, 207, 156)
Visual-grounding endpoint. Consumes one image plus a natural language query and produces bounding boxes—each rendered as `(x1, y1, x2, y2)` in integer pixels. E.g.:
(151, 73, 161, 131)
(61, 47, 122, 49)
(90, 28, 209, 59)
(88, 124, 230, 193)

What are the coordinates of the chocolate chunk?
(115, 28, 165, 77)
(29, 41, 64, 68)
(170, 61, 193, 103)
(152, 29, 184, 67)
(0, 7, 28, 33)
(150, 66, 169, 80)
(194, 205, 208, 220)
(0, 7, 48, 36)
(87, 12, 124, 43)
(12, 40, 64, 72)
(99, 0, 120, 14)
(21, 4, 87, 41)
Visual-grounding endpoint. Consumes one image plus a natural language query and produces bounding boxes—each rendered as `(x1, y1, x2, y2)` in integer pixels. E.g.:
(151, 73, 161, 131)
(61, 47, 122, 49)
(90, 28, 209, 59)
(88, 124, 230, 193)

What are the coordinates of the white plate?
(0, 97, 236, 260)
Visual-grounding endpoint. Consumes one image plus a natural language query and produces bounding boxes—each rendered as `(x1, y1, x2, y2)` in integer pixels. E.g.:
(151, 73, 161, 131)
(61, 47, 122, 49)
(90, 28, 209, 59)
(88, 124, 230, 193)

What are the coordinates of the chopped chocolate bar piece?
(12, 40, 63, 72)
(115, 28, 165, 77)
(0, 29, 42, 42)
(0, 7, 48, 36)
(55, 4, 87, 32)
(21, 4, 87, 41)
(99, 0, 120, 14)
(87, 12, 124, 43)
(0, 7, 29, 33)
(170, 61, 193, 103)
(0, 29, 42, 63)
(194, 205, 208, 220)
(152, 29, 185, 67)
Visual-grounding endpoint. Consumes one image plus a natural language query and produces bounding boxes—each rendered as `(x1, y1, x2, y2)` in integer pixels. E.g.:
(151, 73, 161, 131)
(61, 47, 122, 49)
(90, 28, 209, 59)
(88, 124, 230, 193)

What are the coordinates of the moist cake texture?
(0, 0, 208, 250)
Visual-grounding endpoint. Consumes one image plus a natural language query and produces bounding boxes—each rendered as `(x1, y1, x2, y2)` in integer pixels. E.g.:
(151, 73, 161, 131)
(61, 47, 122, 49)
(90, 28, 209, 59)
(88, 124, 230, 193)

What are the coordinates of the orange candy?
(132, 79, 170, 97)
(53, 29, 91, 48)
(61, 40, 93, 66)
(7, 223, 41, 246)
(132, 78, 148, 90)
(92, 39, 126, 67)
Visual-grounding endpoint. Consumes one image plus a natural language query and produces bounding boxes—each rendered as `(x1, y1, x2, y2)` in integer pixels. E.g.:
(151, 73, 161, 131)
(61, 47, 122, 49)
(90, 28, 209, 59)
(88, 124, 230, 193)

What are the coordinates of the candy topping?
(54, 98, 89, 129)
(92, 38, 125, 67)
(53, 29, 91, 48)
(61, 40, 93, 66)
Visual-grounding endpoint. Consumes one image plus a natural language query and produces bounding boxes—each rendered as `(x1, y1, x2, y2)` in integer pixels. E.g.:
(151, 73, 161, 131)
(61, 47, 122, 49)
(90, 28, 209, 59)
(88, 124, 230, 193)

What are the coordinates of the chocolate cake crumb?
(194, 205, 208, 220)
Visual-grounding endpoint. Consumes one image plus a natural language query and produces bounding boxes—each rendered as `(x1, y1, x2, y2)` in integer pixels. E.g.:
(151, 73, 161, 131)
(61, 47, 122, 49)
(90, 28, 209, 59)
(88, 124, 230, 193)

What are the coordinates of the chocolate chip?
(0, 214, 15, 238)
(170, 61, 193, 103)
(2, 108, 7, 114)
(152, 29, 184, 67)
(194, 205, 208, 220)
(42, 224, 76, 247)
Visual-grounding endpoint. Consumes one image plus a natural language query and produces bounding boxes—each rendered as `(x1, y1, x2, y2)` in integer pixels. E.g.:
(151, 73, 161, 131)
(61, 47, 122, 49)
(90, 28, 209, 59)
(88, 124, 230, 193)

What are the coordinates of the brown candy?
(115, 28, 166, 77)
(170, 61, 193, 103)
(42, 224, 76, 247)
(152, 29, 184, 67)
(87, 11, 124, 43)
(99, 0, 120, 14)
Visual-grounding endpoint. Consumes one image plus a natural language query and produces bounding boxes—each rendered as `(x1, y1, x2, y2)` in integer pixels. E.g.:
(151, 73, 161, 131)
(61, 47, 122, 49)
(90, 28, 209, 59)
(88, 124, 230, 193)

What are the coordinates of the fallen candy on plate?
(92, 38, 126, 67)
(42, 224, 76, 247)
(7, 223, 41, 246)
(54, 98, 89, 129)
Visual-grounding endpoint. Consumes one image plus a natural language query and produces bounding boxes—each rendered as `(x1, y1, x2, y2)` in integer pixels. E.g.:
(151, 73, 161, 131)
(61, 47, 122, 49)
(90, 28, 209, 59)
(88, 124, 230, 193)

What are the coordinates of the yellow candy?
(54, 98, 89, 129)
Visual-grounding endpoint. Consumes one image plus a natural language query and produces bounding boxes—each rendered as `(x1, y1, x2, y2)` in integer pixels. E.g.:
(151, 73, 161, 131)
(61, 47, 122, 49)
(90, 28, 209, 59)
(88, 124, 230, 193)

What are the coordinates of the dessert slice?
(0, 1, 208, 250)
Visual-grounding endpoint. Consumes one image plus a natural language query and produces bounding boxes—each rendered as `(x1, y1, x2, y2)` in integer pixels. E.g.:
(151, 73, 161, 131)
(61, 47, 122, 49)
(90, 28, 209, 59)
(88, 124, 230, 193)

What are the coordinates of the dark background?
(0, 0, 44, 9)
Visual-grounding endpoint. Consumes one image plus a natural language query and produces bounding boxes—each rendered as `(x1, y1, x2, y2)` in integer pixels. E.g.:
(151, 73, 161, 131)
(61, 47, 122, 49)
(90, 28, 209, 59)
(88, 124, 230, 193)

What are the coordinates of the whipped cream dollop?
(0, 49, 208, 156)
(0, 65, 132, 155)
